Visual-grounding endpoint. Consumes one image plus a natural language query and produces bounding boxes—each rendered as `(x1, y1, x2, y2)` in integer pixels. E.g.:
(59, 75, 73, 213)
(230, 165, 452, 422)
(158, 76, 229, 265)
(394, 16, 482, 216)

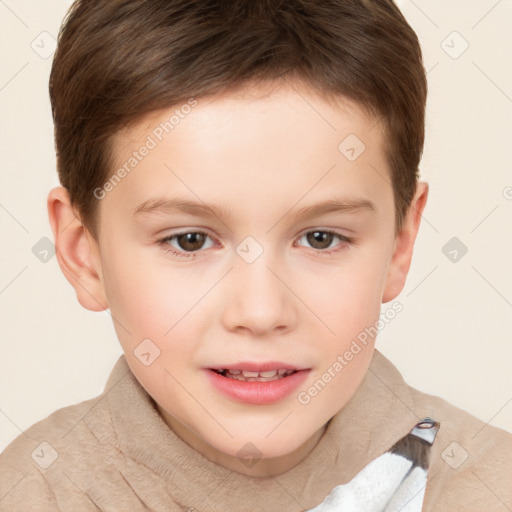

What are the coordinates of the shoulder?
(407, 384, 512, 511)
(0, 392, 117, 511)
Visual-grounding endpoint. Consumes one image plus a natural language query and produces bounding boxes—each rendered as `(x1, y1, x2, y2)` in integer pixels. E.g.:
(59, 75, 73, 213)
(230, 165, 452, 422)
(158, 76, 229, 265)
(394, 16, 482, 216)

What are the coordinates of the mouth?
(205, 364, 311, 404)
(204, 361, 312, 405)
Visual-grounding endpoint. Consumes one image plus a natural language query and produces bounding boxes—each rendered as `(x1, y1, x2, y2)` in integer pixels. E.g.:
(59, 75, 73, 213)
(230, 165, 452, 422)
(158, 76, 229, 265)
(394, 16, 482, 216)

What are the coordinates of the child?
(1, 1, 511, 510)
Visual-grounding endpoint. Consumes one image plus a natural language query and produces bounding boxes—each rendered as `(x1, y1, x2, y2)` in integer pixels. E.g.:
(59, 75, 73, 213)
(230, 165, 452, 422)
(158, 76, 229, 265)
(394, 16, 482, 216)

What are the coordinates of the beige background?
(1, 0, 511, 453)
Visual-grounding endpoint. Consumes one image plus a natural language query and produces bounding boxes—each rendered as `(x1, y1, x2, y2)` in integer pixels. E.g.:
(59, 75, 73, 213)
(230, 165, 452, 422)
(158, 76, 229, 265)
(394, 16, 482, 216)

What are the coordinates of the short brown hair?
(49, 0, 427, 239)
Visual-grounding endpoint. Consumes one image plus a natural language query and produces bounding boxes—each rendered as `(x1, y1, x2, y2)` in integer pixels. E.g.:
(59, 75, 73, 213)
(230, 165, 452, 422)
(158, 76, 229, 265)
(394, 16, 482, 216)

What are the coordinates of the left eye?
(297, 230, 349, 251)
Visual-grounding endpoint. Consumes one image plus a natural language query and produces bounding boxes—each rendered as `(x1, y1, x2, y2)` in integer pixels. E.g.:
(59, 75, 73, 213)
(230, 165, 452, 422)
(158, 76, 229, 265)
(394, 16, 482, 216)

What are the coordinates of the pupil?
(178, 232, 205, 251)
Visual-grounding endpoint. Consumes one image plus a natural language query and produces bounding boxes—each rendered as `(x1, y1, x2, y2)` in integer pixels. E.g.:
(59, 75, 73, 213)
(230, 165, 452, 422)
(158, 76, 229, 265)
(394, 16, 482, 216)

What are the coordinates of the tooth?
(241, 371, 259, 378)
(222, 368, 297, 381)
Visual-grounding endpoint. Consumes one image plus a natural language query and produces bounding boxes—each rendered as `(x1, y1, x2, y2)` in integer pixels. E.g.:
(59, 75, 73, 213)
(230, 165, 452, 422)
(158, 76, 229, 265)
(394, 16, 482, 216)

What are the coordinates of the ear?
(47, 186, 108, 312)
(382, 181, 429, 303)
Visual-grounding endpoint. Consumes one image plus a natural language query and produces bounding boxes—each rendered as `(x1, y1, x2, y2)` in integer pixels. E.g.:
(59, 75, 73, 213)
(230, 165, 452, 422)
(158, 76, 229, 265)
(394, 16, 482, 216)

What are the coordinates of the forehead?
(104, 80, 391, 227)
(115, 80, 383, 158)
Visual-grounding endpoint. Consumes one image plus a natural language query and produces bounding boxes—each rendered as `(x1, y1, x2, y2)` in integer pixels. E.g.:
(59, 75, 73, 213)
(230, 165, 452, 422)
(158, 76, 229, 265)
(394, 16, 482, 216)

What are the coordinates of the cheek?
(100, 247, 202, 344)
(298, 258, 385, 408)
(295, 247, 389, 342)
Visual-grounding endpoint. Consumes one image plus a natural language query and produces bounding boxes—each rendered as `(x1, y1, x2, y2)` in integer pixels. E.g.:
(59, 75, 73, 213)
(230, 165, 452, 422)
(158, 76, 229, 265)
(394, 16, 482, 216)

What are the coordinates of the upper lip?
(208, 361, 308, 372)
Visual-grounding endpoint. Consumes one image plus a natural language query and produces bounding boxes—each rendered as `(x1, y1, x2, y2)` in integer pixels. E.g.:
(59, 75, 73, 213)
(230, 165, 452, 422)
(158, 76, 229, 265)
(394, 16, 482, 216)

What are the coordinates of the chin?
(216, 428, 310, 460)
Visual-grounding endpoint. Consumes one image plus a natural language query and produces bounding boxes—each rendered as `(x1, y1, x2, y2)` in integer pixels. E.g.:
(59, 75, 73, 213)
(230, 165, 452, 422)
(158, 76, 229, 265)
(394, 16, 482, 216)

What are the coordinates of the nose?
(220, 251, 298, 336)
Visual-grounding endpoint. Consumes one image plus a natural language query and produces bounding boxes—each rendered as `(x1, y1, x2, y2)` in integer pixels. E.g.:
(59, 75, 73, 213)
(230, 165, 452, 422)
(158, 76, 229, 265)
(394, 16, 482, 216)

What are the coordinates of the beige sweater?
(1, 349, 511, 511)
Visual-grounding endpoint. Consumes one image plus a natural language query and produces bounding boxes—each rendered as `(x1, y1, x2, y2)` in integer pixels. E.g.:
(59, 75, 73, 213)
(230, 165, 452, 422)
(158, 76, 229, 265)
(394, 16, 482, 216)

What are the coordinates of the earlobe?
(47, 186, 109, 312)
(382, 181, 429, 303)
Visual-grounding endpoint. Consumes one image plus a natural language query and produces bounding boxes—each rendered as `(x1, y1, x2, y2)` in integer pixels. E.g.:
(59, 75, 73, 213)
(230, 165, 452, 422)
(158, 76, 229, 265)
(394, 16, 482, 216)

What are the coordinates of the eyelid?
(159, 228, 218, 248)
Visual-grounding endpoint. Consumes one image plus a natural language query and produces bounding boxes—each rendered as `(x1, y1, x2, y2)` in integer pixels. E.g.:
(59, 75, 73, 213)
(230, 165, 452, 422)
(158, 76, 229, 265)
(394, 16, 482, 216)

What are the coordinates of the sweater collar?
(106, 348, 422, 510)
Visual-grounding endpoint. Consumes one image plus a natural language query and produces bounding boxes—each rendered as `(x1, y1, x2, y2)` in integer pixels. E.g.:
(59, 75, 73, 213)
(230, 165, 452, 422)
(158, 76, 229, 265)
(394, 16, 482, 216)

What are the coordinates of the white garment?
(307, 418, 439, 512)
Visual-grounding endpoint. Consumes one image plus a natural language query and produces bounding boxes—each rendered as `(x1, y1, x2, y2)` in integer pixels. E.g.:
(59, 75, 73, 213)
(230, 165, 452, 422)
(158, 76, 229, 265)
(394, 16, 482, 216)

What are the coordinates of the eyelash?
(158, 229, 354, 259)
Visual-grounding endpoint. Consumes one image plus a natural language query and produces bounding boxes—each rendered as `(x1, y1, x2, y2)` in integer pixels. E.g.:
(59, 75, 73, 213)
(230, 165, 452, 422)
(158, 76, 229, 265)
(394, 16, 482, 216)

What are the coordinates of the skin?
(48, 79, 428, 477)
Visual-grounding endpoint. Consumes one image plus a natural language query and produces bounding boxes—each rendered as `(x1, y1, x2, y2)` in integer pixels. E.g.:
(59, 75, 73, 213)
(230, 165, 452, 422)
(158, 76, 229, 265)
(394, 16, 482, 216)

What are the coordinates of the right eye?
(159, 231, 216, 258)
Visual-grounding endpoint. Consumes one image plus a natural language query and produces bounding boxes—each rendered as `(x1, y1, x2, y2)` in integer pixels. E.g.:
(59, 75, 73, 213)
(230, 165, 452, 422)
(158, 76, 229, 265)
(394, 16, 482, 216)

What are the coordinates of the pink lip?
(204, 368, 311, 405)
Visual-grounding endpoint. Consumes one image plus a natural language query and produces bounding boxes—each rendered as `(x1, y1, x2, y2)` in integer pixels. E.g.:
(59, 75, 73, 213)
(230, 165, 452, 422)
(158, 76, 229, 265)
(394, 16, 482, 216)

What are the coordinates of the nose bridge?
(221, 242, 297, 335)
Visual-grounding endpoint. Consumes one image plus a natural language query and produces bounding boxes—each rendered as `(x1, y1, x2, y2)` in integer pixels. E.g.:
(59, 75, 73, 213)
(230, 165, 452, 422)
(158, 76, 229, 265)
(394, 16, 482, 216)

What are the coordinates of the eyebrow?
(133, 195, 376, 223)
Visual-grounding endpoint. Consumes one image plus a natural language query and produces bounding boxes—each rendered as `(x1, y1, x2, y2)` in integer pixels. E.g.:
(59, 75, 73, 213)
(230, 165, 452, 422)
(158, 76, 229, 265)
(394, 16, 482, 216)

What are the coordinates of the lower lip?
(204, 369, 311, 405)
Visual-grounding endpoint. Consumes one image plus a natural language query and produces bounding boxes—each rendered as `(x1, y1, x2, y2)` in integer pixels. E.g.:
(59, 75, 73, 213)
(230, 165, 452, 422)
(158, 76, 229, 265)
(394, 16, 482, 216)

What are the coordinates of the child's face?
(77, 80, 424, 476)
